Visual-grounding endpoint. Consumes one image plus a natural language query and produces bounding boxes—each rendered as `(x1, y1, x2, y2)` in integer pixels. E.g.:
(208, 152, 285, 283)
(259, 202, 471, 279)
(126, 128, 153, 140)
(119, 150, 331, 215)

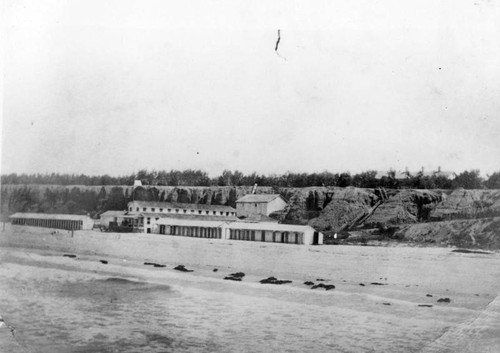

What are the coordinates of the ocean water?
(0, 261, 424, 353)
(1, 248, 499, 353)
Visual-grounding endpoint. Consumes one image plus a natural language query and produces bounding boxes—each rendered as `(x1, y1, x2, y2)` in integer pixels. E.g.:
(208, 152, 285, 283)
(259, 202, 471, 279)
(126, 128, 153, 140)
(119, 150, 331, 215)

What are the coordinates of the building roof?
(433, 171, 456, 179)
(156, 218, 229, 227)
(375, 169, 457, 180)
(9, 212, 91, 221)
(236, 194, 284, 203)
(374, 171, 389, 179)
(129, 201, 235, 212)
(238, 214, 279, 223)
(142, 213, 238, 222)
(100, 211, 142, 219)
(394, 171, 411, 180)
(227, 221, 316, 232)
(100, 210, 128, 217)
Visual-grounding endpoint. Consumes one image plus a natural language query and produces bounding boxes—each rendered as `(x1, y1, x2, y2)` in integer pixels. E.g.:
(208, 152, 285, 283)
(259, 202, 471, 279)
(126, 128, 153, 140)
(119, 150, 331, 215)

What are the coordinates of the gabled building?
(127, 201, 236, 218)
(375, 167, 456, 181)
(433, 167, 457, 180)
(235, 194, 288, 218)
(124, 201, 237, 233)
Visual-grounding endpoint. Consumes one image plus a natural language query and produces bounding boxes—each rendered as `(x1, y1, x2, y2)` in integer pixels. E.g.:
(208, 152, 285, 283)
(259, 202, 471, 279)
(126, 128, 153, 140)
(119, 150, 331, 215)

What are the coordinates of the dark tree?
(452, 170, 483, 189)
(485, 172, 500, 189)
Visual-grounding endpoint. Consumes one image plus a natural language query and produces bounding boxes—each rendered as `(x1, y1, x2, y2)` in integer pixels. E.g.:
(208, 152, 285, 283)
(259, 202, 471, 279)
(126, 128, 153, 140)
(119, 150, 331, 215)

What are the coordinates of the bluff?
(2, 184, 500, 248)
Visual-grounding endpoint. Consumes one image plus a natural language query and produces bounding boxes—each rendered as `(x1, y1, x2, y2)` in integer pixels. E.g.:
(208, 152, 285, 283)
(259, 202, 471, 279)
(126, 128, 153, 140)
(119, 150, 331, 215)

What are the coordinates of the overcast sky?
(2, 0, 500, 177)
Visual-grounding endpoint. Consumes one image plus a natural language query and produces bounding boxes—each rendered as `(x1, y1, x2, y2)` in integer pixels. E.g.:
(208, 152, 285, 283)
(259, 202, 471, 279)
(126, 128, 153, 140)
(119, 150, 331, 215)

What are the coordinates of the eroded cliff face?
(366, 189, 443, 227)
(431, 189, 500, 219)
(2, 184, 500, 241)
(394, 217, 500, 249)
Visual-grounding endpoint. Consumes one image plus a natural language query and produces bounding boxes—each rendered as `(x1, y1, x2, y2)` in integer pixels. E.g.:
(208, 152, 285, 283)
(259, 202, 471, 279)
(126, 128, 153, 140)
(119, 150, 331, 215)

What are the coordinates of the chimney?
(438, 166, 441, 172)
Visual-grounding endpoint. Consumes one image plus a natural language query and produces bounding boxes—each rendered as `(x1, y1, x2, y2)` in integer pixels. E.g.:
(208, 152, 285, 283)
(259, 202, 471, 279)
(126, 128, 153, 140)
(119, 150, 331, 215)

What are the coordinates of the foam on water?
(1, 243, 499, 353)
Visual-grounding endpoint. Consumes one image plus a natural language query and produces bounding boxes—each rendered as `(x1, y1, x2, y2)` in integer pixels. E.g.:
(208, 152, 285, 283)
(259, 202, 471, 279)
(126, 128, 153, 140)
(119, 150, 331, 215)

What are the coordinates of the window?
(255, 203, 258, 207)
(155, 218, 159, 221)
(136, 207, 139, 212)
(213, 211, 216, 215)
(191, 210, 195, 213)
(226, 212, 229, 216)
(183, 210, 187, 214)
(220, 211, 223, 215)
(151, 208, 155, 212)
(198, 210, 202, 214)
(206, 211, 209, 215)
(159, 208, 163, 212)
(147, 217, 151, 224)
(129, 207, 132, 211)
(175, 209, 179, 213)
(143, 208, 146, 211)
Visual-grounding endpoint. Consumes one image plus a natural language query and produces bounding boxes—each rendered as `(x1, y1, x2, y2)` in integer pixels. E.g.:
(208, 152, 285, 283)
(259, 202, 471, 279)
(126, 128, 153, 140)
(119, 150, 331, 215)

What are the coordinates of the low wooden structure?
(9, 213, 94, 230)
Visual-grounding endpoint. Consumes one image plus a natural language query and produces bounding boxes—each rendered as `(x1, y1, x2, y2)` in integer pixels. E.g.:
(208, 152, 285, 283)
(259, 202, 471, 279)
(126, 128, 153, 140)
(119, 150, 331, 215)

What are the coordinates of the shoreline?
(1, 225, 498, 307)
(1, 225, 500, 352)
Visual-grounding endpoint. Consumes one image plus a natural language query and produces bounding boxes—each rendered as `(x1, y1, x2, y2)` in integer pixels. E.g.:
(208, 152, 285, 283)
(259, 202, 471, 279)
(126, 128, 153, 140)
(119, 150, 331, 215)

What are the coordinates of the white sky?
(2, 0, 500, 177)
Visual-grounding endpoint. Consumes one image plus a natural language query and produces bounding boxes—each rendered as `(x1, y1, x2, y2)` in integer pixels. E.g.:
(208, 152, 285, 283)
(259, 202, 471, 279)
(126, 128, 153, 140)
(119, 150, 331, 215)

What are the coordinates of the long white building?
(10, 213, 94, 230)
(153, 218, 323, 245)
(97, 193, 323, 245)
(127, 201, 237, 218)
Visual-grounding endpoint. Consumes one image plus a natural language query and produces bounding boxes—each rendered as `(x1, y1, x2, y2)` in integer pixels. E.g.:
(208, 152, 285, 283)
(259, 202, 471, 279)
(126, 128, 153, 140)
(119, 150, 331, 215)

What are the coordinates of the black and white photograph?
(1, 1, 500, 352)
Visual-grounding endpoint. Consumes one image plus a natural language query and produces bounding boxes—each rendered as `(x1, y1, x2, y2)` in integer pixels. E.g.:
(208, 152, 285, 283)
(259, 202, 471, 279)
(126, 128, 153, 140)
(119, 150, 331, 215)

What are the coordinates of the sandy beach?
(1, 225, 499, 352)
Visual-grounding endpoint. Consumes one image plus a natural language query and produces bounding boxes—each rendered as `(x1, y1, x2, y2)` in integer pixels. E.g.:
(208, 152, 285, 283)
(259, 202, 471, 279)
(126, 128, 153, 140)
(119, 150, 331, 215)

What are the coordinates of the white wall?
(236, 197, 287, 217)
(266, 198, 288, 215)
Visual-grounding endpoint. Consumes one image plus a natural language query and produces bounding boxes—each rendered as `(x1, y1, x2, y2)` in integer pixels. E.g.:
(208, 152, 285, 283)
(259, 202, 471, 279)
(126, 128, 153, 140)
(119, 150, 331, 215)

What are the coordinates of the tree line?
(2, 169, 500, 189)
(0, 186, 129, 219)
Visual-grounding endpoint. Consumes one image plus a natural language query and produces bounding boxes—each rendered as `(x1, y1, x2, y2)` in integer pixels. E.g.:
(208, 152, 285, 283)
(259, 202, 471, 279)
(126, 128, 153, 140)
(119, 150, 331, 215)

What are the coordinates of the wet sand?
(0, 225, 499, 352)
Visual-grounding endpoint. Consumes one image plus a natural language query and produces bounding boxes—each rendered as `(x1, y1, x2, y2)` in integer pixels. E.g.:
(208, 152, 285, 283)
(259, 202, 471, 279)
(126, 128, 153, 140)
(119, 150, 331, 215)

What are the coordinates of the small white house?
(235, 194, 288, 218)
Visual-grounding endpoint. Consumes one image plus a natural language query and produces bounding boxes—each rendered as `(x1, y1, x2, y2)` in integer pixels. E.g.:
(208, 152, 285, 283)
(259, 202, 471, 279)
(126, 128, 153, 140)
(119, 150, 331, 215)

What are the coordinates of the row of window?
(12, 218, 84, 230)
(158, 225, 222, 238)
(229, 229, 303, 244)
(130, 206, 235, 217)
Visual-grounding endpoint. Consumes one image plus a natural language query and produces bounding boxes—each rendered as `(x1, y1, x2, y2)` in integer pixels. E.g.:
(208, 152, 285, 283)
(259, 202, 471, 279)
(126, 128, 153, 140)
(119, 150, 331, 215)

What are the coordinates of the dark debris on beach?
(174, 265, 193, 272)
(224, 272, 245, 281)
(260, 277, 292, 285)
(311, 283, 335, 290)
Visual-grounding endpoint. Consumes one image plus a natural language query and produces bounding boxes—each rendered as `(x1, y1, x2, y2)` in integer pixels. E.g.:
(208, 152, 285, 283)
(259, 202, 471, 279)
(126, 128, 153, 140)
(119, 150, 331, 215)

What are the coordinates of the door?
(313, 232, 319, 245)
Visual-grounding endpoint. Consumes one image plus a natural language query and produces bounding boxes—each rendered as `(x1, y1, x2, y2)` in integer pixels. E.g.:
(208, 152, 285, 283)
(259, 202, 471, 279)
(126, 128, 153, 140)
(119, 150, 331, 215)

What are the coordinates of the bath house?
(9, 213, 94, 230)
(153, 218, 323, 245)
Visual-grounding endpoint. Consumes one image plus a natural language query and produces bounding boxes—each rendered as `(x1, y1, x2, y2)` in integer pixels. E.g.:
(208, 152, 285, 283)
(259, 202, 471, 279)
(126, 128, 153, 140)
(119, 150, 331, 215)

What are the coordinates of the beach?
(0, 225, 499, 352)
